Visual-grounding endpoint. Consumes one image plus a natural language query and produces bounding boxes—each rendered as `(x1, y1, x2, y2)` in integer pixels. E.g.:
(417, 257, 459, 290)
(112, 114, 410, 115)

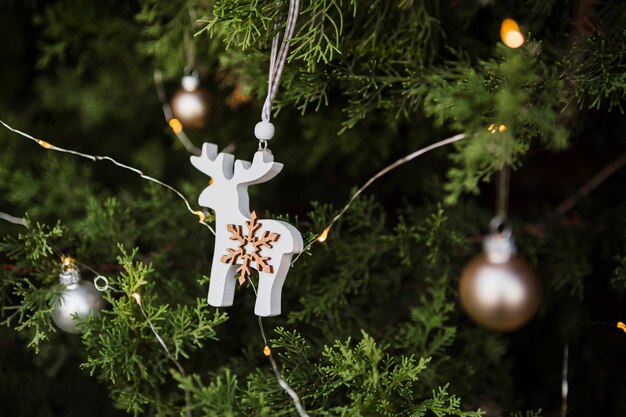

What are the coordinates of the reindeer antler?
(232, 150, 283, 185)
(190, 143, 235, 180)
(191, 143, 283, 185)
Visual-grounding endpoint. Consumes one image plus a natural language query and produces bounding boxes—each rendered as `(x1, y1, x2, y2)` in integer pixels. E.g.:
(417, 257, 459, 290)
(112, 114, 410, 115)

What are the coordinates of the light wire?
(291, 133, 466, 265)
(0, 119, 214, 235)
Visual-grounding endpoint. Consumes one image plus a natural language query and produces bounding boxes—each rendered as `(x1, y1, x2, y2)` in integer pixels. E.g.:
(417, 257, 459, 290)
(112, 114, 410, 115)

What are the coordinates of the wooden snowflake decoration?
(221, 211, 281, 285)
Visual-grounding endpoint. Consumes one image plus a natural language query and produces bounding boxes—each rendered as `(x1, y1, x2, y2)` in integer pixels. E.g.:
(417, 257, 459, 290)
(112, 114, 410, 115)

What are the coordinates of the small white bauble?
(52, 269, 103, 334)
(254, 121, 275, 141)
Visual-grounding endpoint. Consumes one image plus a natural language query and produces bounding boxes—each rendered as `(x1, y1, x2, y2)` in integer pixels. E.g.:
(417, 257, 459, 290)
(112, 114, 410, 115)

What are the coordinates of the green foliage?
(390, 205, 469, 267)
(566, 2, 626, 113)
(318, 331, 480, 416)
(174, 368, 240, 417)
(573, 30, 626, 113)
(392, 285, 456, 361)
(2, 0, 626, 416)
(81, 247, 228, 415)
(0, 220, 64, 351)
(423, 45, 569, 203)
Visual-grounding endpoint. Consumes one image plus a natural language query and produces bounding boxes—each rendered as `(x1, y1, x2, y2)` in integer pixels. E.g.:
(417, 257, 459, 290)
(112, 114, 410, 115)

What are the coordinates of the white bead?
(254, 121, 275, 141)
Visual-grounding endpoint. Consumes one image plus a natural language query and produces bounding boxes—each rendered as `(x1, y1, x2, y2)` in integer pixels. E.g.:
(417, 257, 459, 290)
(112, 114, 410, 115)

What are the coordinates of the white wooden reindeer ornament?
(191, 143, 303, 316)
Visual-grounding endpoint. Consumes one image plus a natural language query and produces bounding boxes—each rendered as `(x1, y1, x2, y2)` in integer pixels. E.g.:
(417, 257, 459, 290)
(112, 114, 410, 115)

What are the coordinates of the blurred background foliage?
(0, 0, 625, 416)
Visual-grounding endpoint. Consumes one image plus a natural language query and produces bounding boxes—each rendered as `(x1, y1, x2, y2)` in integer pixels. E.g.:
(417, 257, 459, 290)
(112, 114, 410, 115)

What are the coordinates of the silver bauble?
(459, 222, 541, 332)
(52, 269, 103, 334)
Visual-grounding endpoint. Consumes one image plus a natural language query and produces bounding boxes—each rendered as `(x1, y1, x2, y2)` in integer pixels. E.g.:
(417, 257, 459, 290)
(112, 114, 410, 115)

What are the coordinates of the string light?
(194, 210, 206, 223)
(168, 118, 183, 133)
(263, 345, 271, 356)
(3, 121, 466, 271)
(488, 124, 507, 134)
(291, 133, 466, 266)
(500, 18, 525, 49)
(131, 292, 142, 306)
(317, 226, 330, 243)
(0, 119, 216, 236)
(37, 139, 53, 149)
(617, 322, 626, 333)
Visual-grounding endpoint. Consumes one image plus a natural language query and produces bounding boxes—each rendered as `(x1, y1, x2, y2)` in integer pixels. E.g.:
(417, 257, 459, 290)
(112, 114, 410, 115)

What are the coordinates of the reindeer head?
(190, 143, 283, 218)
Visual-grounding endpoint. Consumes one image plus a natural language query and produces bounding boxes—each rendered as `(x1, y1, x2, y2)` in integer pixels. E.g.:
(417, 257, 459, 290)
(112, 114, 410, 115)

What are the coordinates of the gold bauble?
(171, 87, 213, 130)
(459, 254, 541, 332)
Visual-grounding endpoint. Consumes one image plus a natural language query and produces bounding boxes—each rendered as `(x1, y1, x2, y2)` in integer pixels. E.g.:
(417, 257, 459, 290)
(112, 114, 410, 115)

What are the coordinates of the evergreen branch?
(257, 317, 310, 417)
(132, 292, 192, 417)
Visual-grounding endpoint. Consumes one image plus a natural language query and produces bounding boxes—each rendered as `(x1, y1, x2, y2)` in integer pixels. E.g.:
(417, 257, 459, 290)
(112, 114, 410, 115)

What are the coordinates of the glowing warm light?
(208, 177, 214, 186)
(37, 139, 53, 149)
(263, 345, 271, 356)
(618, 322, 626, 333)
(61, 256, 77, 271)
(131, 292, 142, 306)
(500, 18, 525, 48)
(318, 226, 331, 243)
(168, 118, 183, 133)
(488, 124, 507, 134)
(194, 210, 206, 223)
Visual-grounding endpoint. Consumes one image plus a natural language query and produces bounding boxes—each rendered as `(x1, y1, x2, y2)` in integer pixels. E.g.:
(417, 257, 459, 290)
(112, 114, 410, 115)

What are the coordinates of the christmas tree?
(1, 1, 625, 416)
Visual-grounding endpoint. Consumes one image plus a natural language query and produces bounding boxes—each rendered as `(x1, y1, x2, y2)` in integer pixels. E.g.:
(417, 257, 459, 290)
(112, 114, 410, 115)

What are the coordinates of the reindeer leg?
(208, 257, 238, 307)
(254, 253, 294, 317)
